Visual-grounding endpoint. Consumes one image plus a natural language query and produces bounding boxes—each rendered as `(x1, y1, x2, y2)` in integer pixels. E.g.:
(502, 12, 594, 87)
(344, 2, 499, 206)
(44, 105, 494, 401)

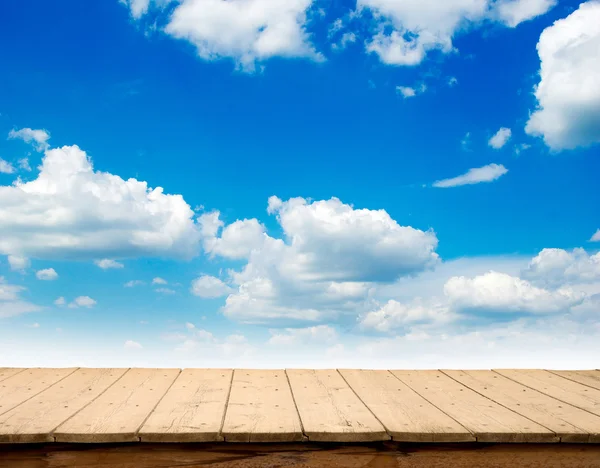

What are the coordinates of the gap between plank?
(387, 370, 475, 441)
(335, 369, 392, 440)
(49, 368, 133, 438)
(439, 370, 562, 438)
(0, 367, 80, 418)
(135, 368, 183, 442)
(218, 369, 236, 442)
(491, 370, 600, 420)
(545, 370, 600, 391)
(0, 368, 27, 383)
(284, 369, 308, 442)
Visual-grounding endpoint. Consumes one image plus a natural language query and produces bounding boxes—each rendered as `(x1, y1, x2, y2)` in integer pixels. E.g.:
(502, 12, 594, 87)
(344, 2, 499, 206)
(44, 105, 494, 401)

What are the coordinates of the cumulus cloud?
(433, 163, 508, 188)
(525, 1, 600, 150)
(396, 83, 426, 98)
(7, 255, 30, 272)
(199, 216, 265, 259)
(267, 325, 338, 345)
(152, 277, 167, 285)
(54, 297, 66, 306)
(444, 271, 584, 314)
(522, 248, 600, 287)
(0, 158, 15, 174)
(190, 274, 233, 298)
(358, 299, 456, 332)
(0, 142, 201, 261)
(204, 196, 439, 323)
(35, 268, 58, 281)
(68, 296, 97, 308)
(0, 277, 41, 318)
(162, 0, 323, 72)
(94, 259, 124, 269)
(490, 0, 557, 27)
(359, 0, 554, 66)
(8, 128, 50, 152)
(591, 229, 600, 242)
(124, 339, 143, 349)
(488, 127, 512, 149)
(18, 158, 31, 172)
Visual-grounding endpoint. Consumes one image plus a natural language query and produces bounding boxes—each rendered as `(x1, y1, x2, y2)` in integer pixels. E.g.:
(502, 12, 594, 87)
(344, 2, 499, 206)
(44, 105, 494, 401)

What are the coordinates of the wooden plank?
(496, 369, 600, 418)
(339, 369, 473, 442)
(53, 368, 180, 443)
(548, 370, 600, 391)
(0, 368, 77, 416)
(444, 370, 600, 443)
(391, 370, 558, 443)
(221, 369, 303, 442)
(0, 369, 25, 383)
(286, 369, 389, 442)
(0, 368, 127, 443)
(138, 369, 232, 442)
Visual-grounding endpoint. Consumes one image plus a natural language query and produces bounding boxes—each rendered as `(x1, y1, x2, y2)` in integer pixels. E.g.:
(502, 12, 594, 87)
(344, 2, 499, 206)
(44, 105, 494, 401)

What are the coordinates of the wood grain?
(0, 368, 77, 416)
(444, 370, 600, 443)
(53, 368, 180, 443)
(139, 368, 232, 442)
(287, 369, 389, 442)
(548, 370, 600, 391)
(340, 369, 474, 442)
(221, 369, 303, 442)
(0, 369, 25, 383)
(0, 368, 127, 443)
(391, 370, 558, 443)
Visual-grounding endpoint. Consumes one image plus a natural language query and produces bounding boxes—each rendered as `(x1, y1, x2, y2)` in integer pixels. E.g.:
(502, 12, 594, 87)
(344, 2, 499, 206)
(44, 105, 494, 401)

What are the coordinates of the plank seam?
(439, 370, 561, 439)
(0, 368, 27, 383)
(336, 369, 392, 440)
(136, 368, 183, 442)
(546, 370, 600, 391)
(49, 368, 132, 439)
(218, 369, 235, 442)
(0, 367, 80, 418)
(284, 369, 308, 442)
(492, 369, 600, 420)
(387, 370, 475, 441)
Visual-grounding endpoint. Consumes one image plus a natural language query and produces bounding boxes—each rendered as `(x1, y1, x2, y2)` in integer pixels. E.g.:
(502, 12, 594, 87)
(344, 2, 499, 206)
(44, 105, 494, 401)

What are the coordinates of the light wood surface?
(548, 370, 600, 391)
(139, 369, 232, 442)
(53, 368, 180, 443)
(444, 370, 600, 443)
(221, 369, 303, 442)
(496, 369, 600, 418)
(1, 368, 599, 445)
(0, 368, 127, 443)
(340, 369, 474, 442)
(0, 368, 77, 416)
(287, 369, 389, 442)
(391, 370, 558, 443)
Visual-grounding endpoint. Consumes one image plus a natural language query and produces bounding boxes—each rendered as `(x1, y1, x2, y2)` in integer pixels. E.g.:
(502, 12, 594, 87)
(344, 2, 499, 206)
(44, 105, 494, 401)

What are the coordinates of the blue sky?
(0, 0, 599, 368)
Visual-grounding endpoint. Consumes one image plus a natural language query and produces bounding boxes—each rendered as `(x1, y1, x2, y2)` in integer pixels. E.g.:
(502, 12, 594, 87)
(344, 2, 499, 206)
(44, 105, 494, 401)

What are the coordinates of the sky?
(0, 0, 599, 369)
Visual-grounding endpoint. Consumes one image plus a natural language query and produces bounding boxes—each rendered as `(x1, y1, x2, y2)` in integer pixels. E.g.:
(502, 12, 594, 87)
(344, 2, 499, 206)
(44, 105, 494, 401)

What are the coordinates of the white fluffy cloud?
(35, 268, 58, 281)
(8, 128, 50, 152)
(359, 0, 554, 66)
(94, 259, 124, 269)
(54, 296, 66, 306)
(0, 142, 201, 261)
(7, 255, 30, 272)
(163, 0, 322, 71)
(0, 158, 15, 174)
(591, 229, 600, 242)
(200, 216, 265, 259)
(358, 299, 456, 332)
(0, 277, 40, 318)
(190, 274, 233, 298)
(267, 325, 338, 345)
(525, 1, 600, 150)
(152, 277, 167, 285)
(491, 0, 557, 27)
(444, 270, 584, 314)
(488, 127, 512, 149)
(522, 248, 600, 287)
(68, 296, 97, 308)
(433, 163, 508, 188)
(203, 196, 439, 323)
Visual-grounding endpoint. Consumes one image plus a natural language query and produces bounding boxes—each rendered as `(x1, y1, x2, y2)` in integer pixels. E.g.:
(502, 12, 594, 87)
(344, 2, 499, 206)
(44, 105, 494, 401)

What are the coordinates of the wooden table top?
(0, 368, 599, 444)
